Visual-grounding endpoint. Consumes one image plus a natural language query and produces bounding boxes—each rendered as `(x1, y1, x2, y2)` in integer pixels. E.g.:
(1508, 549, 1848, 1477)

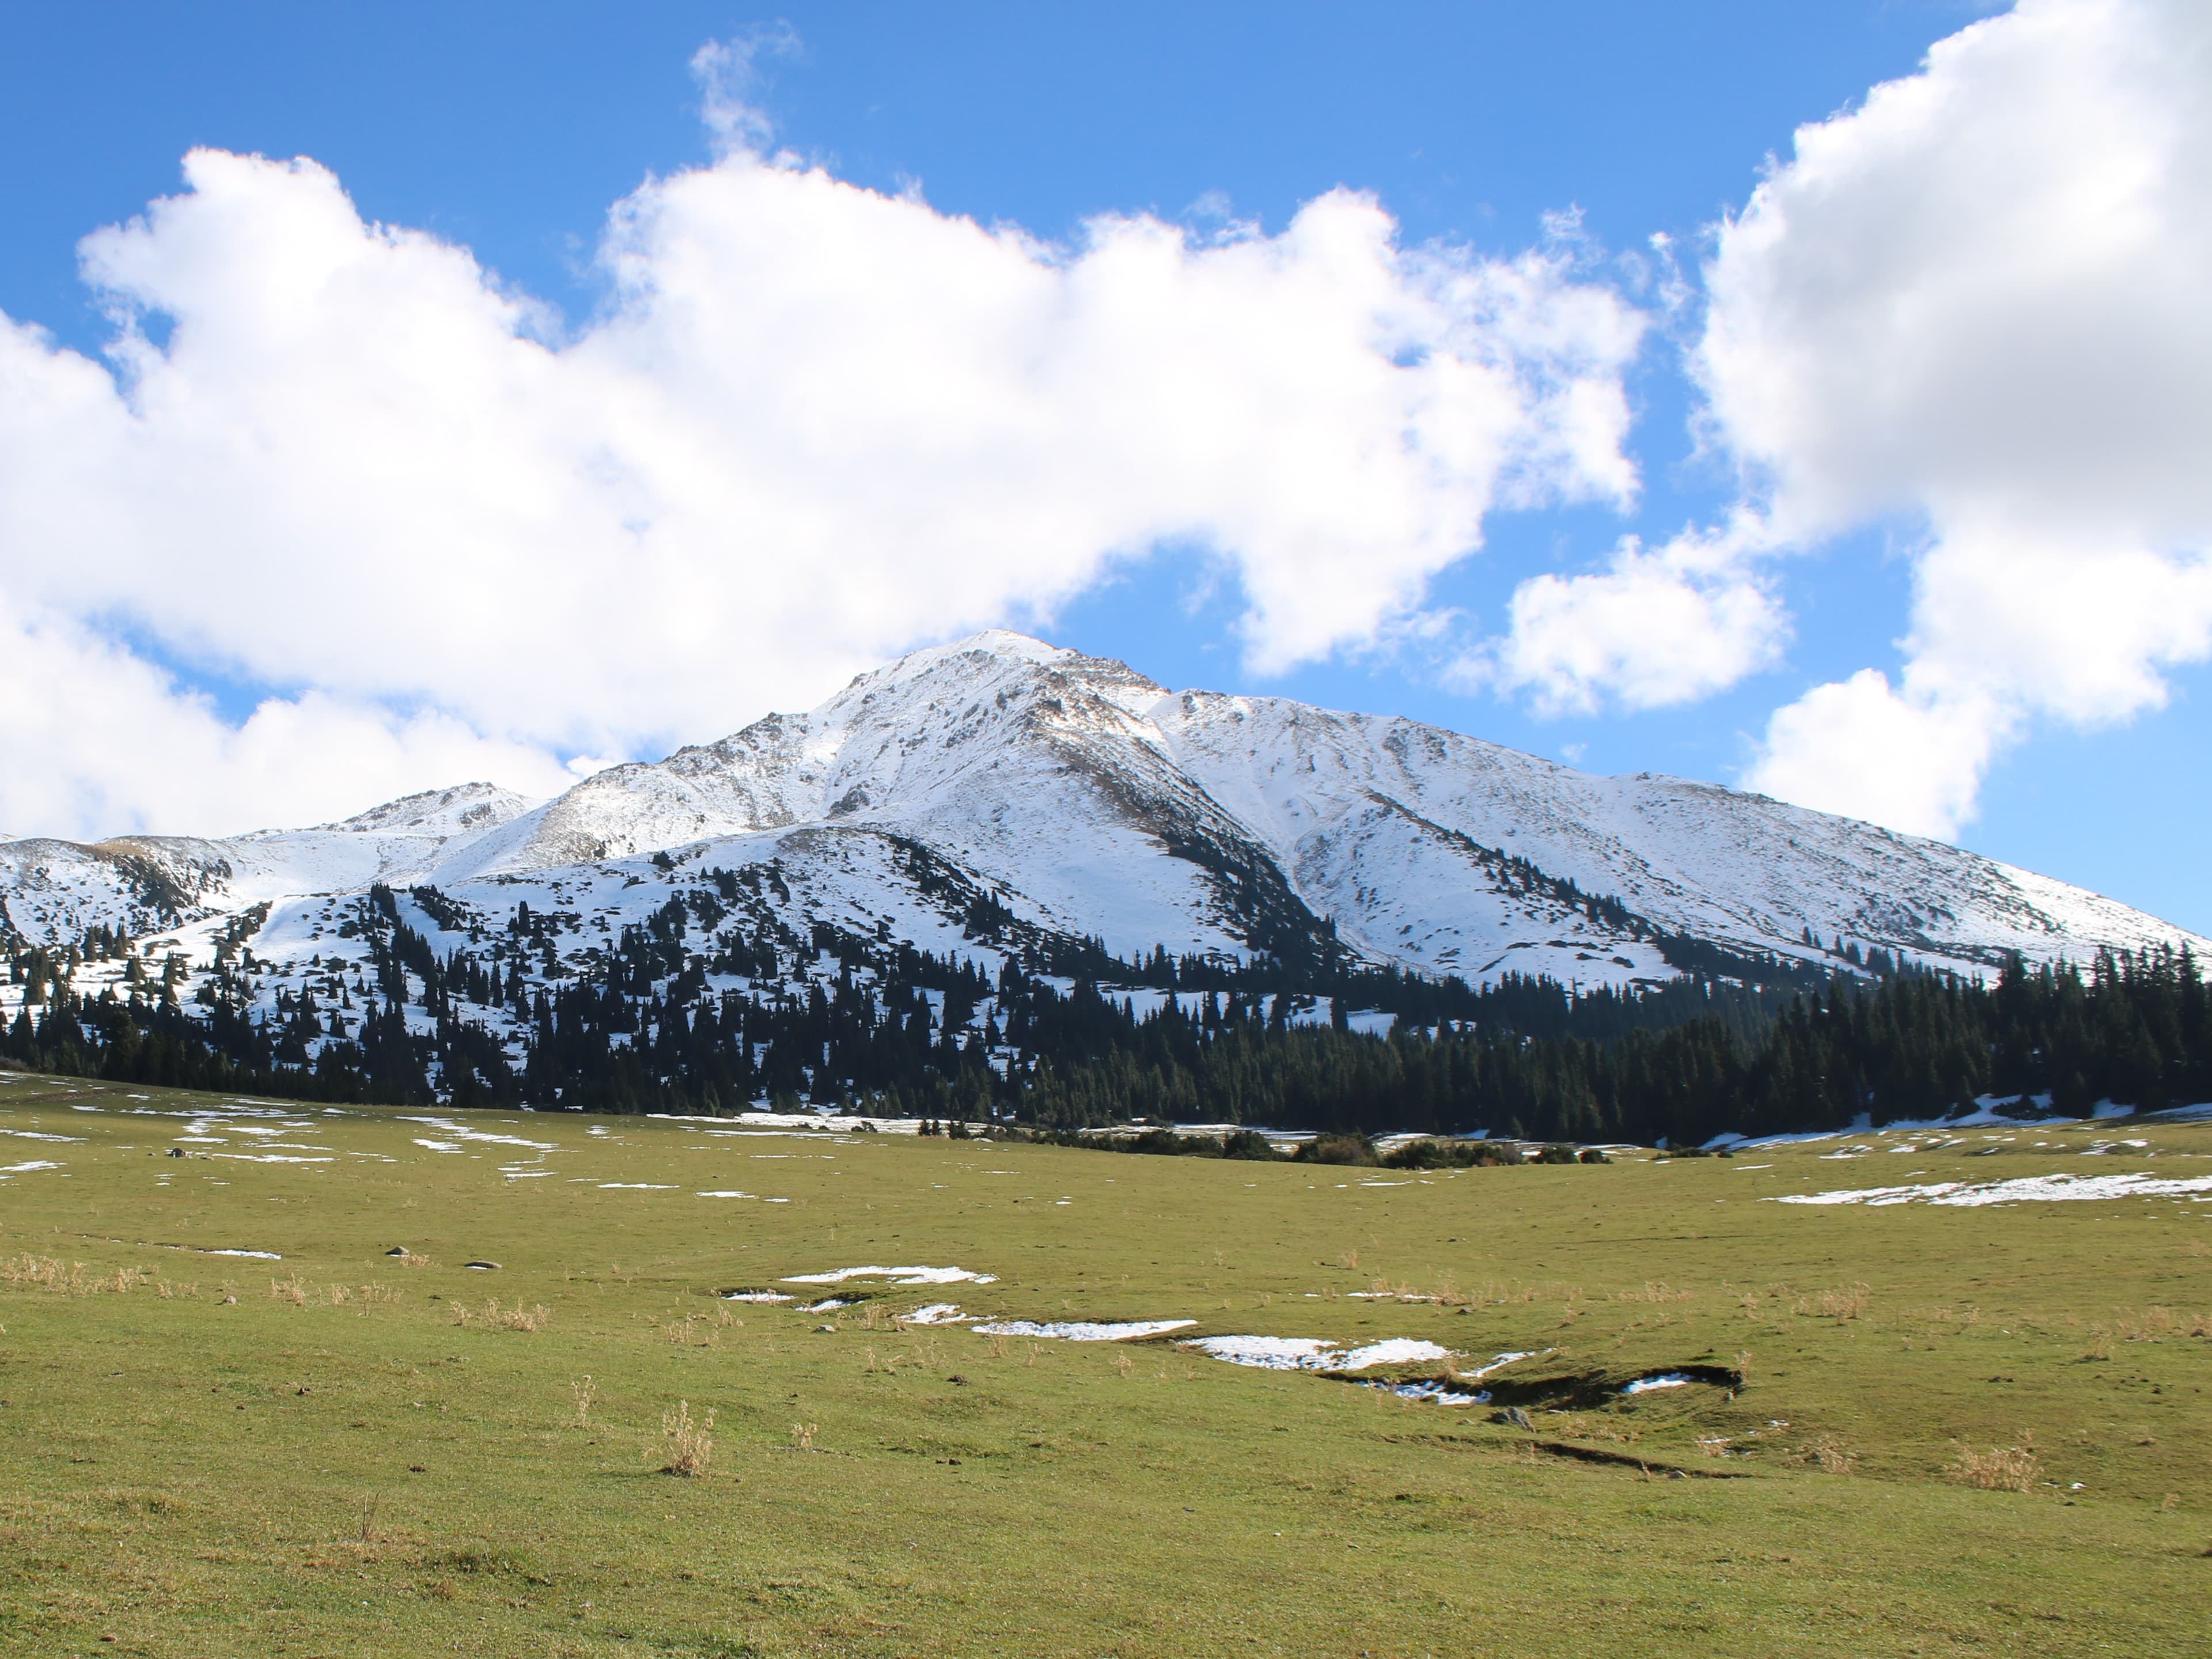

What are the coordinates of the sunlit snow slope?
(1, 632, 2199, 997)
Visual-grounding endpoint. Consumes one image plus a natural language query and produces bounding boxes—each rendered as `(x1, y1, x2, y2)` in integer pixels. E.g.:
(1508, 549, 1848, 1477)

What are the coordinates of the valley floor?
(1, 1072, 2207, 1657)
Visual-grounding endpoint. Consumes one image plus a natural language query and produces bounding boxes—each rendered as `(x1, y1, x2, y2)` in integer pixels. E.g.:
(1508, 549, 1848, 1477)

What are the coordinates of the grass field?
(1, 1071, 2207, 1657)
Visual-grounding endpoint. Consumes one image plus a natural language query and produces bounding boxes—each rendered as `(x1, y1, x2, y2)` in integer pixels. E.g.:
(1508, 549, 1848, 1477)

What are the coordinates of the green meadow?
(1, 1071, 2207, 1658)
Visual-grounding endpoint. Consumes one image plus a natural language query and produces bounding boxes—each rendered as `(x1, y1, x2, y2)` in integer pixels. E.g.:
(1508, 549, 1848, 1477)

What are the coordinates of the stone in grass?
(463, 1261, 501, 1271)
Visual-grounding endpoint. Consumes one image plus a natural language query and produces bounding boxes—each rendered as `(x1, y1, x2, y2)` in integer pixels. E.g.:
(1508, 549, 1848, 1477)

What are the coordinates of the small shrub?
(1534, 1144, 1580, 1166)
(1300, 1134, 1378, 1167)
(1221, 1130, 1282, 1161)
(1382, 1140, 1446, 1170)
(1381, 1138, 1525, 1169)
(1946, 1441, 2040, 1492)
(660, 1401, 715, 1477)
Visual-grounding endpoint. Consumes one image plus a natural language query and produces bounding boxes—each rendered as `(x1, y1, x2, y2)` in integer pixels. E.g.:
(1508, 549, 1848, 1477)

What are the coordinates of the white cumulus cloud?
(0, 65, 1645, 842)
(0, 596, 574, 840)
(1465, 520, 1789, 715)
(1705, 0, 2212, 836)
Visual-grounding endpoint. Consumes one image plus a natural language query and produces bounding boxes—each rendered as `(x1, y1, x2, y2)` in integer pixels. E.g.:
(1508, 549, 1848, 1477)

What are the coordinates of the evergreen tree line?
(5, 888, 2207, 1145)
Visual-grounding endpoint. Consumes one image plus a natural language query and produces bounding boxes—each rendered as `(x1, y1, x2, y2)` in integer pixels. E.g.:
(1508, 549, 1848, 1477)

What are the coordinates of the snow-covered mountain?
(2, 631, 2200, 1001)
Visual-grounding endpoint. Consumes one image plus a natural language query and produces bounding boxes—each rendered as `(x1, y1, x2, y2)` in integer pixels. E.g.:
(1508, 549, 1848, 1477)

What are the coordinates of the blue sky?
(2, 1, 2207, 934)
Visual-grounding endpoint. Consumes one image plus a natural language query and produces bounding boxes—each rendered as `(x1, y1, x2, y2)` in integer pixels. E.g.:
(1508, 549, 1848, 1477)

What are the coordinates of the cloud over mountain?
(0, 94, 1642, 839)
(1715, 0, 2212, 835)
(1467, 0, 2212, 840)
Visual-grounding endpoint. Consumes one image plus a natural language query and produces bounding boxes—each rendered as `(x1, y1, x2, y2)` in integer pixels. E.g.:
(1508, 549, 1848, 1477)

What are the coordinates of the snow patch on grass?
(975, 1319, 1195, 1342)
(1339, 1339, 1454, 1370)
(1776, 1171, 2212, 1208)
(783, 1266, 998, 1286)
(1182, 1335, 1457, 1372)
(1182, 1335, 1338, 1370)
(1366, 1379, 1484, 1405)
(903, 1303, 968, 1324)
(1465, 1350, 1539, 1379)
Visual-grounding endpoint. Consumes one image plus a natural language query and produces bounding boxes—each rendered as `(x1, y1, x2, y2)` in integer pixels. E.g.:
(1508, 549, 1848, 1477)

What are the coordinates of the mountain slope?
(2, 634, 2200, 998)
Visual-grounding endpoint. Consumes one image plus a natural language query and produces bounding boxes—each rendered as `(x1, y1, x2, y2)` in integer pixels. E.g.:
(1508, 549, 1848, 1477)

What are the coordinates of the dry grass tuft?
(570, 1376, 596, 1429)
(453, 1298, 549, 1331)
(2, 1254, 92, 1294)
(2107, 1306, 2208, 1343)
(356, 1497, 389, 1545)
(272, 1275, 308, 1306)
(1797, 1283, 1872, 1321)
(1802, 1435, 1857, 1475)
(1619, 1281, 1693, 1305)
(660, 1400, 715, 1477)
(789, 1421, 817, 1450)
(1946, 1441, 2040, 1493)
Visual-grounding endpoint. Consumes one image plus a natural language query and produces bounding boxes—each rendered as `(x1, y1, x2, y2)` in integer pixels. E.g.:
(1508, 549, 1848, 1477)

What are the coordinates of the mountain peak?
(310, 782, 539, 838)
(3, 634, 2199, 994)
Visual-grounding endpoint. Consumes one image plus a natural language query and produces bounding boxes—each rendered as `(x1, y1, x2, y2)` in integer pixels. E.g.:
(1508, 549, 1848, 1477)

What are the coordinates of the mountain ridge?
(0, 630, 2200, 987)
